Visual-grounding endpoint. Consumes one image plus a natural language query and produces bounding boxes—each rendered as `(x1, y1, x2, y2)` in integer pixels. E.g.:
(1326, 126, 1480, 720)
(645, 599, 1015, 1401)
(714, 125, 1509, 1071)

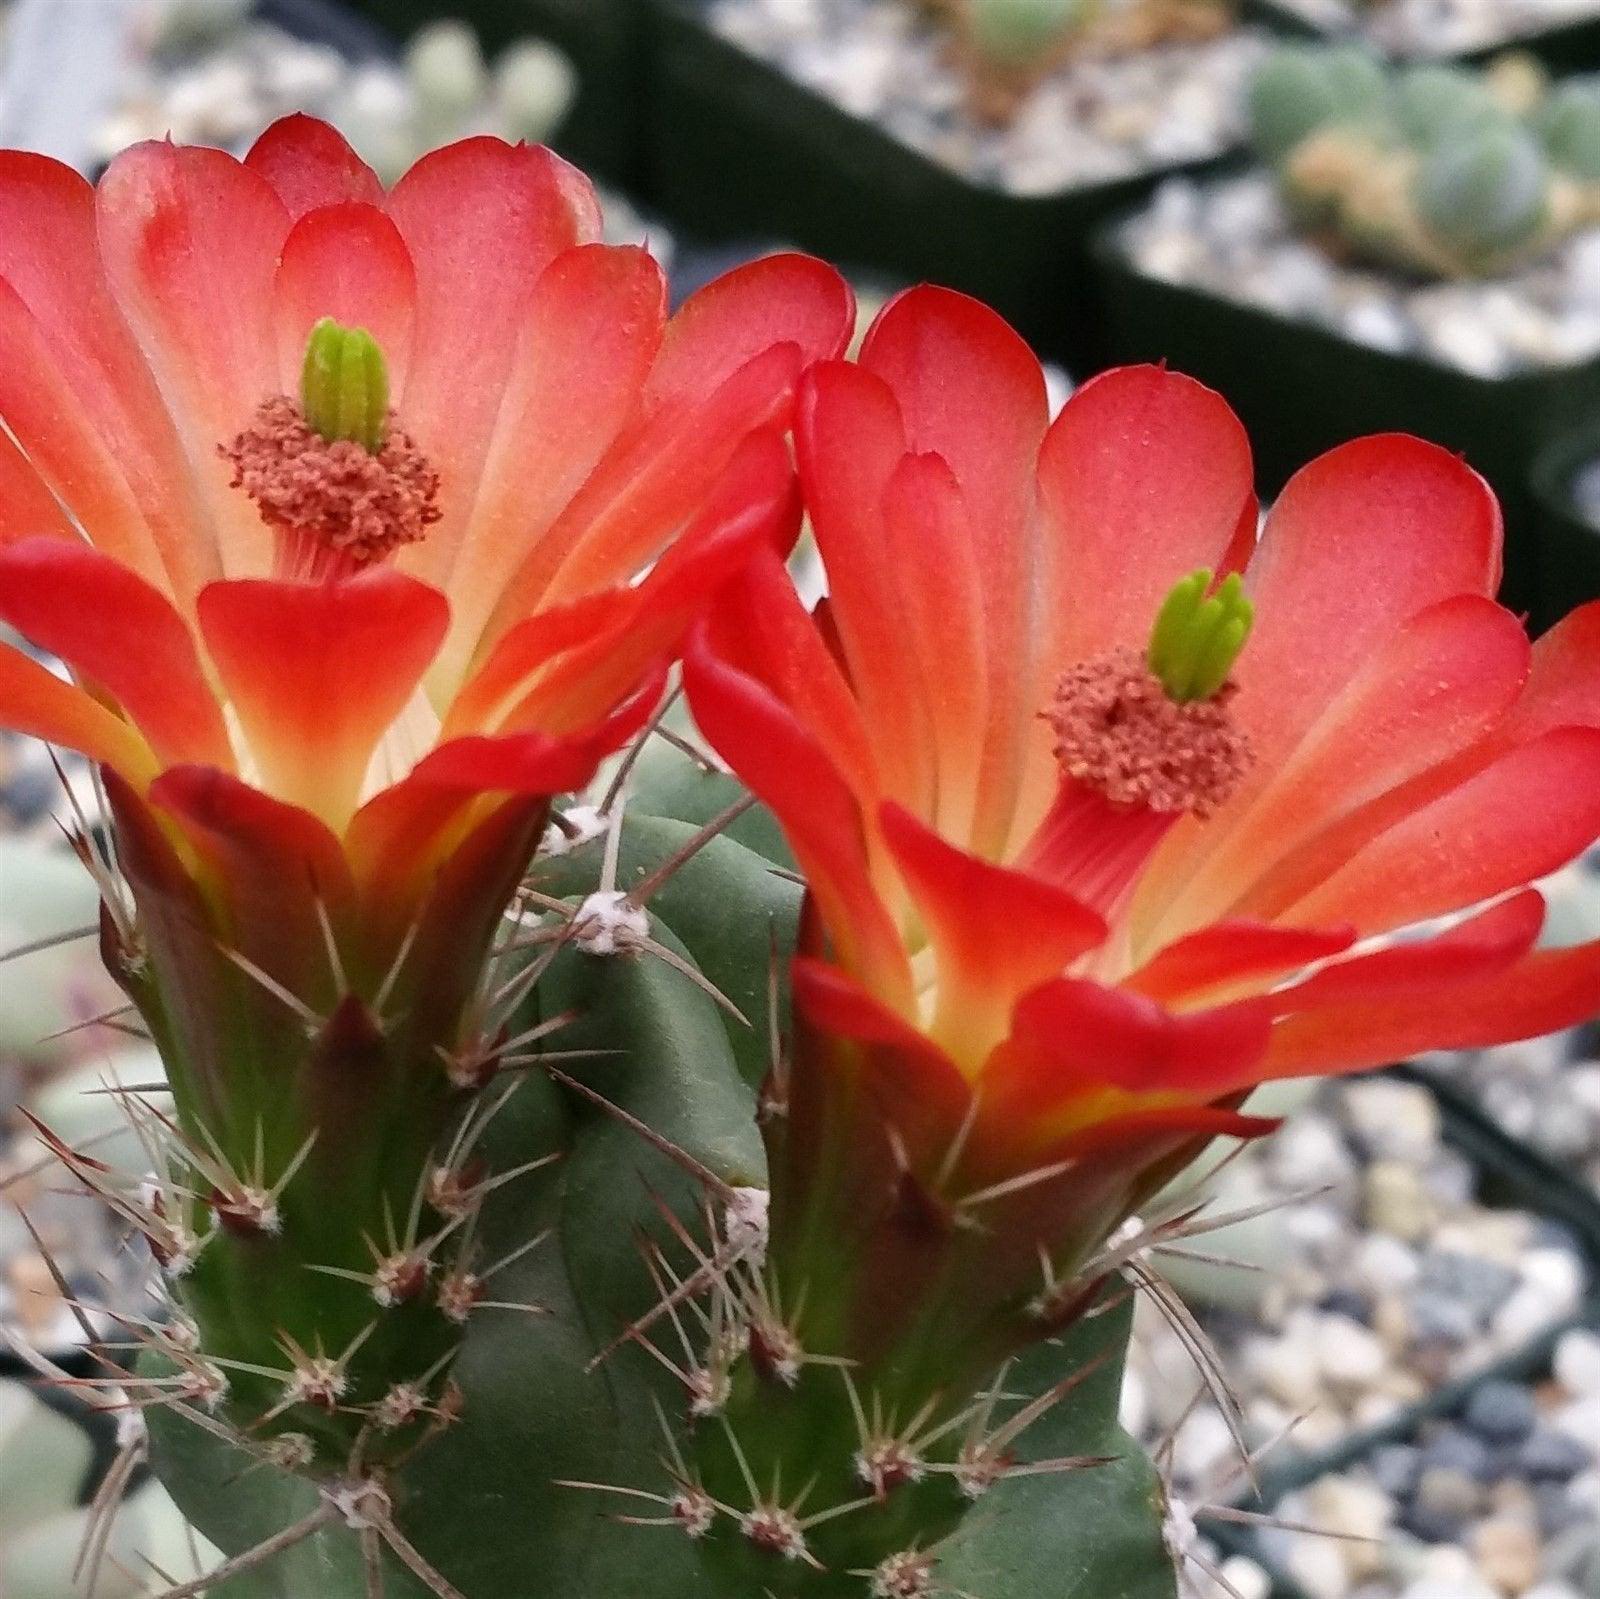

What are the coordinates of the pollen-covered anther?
(221, 395, 440, 580)
(740, 1504, 809, 1561)
(1045, 647, 1253, 819)
(872, 1551, 938, 1599)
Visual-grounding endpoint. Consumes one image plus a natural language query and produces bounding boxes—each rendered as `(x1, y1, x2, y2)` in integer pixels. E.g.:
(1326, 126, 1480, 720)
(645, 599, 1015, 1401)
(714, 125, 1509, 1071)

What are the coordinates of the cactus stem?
(547, 1064, 739, 1203)
(739, 1502, 820, 1567)
(857, 1550, 945, 1599)
(147, 1500, 341, 1599)
(621, 792, 757, 908)
(218, 944, 327, 1030)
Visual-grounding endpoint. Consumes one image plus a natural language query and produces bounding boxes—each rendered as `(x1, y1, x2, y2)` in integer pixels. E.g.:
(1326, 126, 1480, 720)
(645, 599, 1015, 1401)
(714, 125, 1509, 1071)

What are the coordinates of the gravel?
(1118, 173, 1600, 378)
(709, 0, 1266, 192)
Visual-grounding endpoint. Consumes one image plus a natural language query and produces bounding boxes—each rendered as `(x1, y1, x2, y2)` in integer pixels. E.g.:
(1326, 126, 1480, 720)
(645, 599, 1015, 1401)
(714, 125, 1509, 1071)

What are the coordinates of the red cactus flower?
(0, 116, 853, 1016)
(686, 285, 1600, 1214)
(0, 120, 855, 1459)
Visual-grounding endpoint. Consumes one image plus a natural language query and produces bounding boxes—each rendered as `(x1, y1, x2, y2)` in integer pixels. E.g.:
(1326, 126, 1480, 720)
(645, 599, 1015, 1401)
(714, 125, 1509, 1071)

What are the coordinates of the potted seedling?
(338, 0, 648, 186)
(640, 0, 1270, 371)
(1097, 45, 1600, 621)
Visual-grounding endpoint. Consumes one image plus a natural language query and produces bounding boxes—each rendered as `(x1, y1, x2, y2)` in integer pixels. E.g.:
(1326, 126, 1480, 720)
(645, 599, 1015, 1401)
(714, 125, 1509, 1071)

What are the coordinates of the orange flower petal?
(96, 140, 291, 581)
(880, 799, 1105, 1062)
(243, 114, 385, 219)
(0, 642, 156, 784)
(1240, 435, 1502, 776)
(1275, 889, 1543, 1010)
(0, 539, 230, 769)
(1127, 920, 1357, 1007)
(1284, 726, 1600, 932)
(387, 138, 600, 592)
(197, 570, 448, 827)
(0, 150, 216, 600)
(271, 201, 416, 399)
(426, 242, 667, 694)
(1262, 938, 1600, 1078)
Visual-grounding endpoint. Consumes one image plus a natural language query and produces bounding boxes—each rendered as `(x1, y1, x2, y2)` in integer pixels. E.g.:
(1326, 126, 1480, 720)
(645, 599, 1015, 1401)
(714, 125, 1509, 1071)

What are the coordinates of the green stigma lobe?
(1147, 568, 1255, 702)
(301, 317, 390, 453)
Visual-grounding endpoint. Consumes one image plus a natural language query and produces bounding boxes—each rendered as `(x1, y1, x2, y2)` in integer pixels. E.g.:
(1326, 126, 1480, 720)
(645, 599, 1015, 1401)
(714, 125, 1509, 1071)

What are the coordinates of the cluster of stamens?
(222, 395, 440, 578)
(1045, 646, 1252, 819)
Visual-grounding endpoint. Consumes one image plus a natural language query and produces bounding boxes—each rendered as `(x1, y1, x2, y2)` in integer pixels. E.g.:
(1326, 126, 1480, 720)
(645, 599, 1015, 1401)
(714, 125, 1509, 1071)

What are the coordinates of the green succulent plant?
(1247, 43, 1386, 164)
(1539, 80, 1600, 179)
(1251, 45, 1600, 278)
(1412, 121, 1552, 265)
(130, 784, 1178, 1598)
(964, 0, 1095, 65)
(1395, 64, 1505, 146)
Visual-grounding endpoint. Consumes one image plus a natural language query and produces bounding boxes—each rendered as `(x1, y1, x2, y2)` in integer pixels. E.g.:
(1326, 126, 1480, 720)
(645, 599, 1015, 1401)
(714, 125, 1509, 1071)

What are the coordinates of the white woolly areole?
(572, 890, 650, 956)
(114, 1404, 147, 1452)
(1163, 1495, 1200, 1566)
(540, 804, 609, 858)
(325, 1477, 392, 1531)
(724, 1186, 771, 1263)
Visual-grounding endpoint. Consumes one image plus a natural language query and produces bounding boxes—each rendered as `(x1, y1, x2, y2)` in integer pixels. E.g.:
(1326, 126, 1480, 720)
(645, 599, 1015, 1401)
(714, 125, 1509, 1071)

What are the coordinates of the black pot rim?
(651, 0, 1254, 207)
(1090, 189, 1600, 394)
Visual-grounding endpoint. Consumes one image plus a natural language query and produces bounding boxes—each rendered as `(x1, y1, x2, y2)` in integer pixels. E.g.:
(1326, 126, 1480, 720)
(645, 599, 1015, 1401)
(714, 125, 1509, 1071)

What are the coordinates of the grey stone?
(1464, 1379, 1539, 1445)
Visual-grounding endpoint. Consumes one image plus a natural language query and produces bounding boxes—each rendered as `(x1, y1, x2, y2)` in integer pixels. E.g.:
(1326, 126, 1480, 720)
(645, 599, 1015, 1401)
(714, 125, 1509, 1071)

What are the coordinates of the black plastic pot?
(1092, 207, 1600, 629)
(340, 0, 648, 189)
(640, 0, 1241, 375)
(260, 0, 394, 59)
(1530, 417, 1600, 621)
(1247, 0, 1600, 71)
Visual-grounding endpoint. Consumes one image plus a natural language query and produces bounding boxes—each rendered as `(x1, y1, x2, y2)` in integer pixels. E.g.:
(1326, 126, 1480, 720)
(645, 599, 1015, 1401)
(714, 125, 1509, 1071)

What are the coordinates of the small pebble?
(1465, 1381, 1539, 1446)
